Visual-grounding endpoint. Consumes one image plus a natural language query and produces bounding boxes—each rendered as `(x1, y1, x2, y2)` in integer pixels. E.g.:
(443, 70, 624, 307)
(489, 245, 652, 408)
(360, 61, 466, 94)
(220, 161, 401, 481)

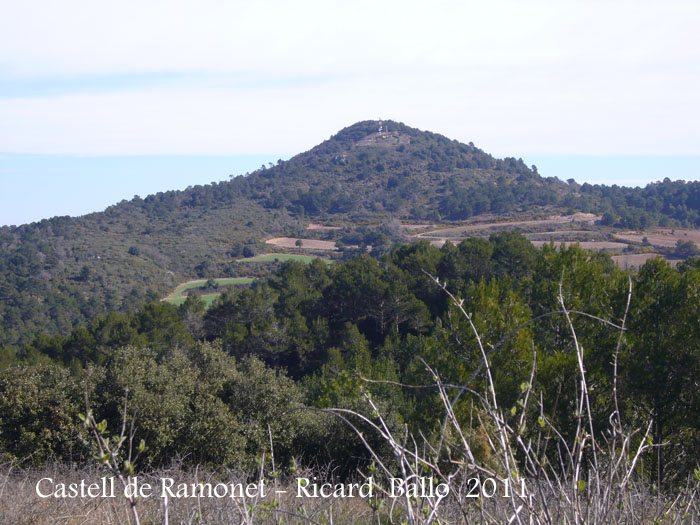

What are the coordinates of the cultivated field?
(412, 213, 599, 240)
(615, 228, 700, 248)
(411, 213, 603, 248)
(265, 237, 338, 250)
(611, 253, 678, 269)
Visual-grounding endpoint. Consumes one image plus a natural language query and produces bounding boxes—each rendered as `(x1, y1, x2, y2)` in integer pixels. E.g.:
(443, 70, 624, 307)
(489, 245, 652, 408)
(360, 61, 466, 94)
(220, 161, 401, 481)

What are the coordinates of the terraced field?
(611, 253, 672, 269)
(411, 213, 601, 246)
(614, 228, 700, 249)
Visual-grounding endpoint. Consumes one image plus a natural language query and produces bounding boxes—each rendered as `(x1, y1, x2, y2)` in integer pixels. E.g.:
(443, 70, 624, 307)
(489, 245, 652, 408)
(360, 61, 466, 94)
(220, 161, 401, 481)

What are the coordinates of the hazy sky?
(1, 0, 699, 224)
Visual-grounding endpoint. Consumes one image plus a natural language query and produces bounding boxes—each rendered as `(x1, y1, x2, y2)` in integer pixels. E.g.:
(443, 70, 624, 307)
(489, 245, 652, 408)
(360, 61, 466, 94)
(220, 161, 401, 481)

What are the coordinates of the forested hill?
(245, 119, 567, 219)
(2, 119, 700, 346)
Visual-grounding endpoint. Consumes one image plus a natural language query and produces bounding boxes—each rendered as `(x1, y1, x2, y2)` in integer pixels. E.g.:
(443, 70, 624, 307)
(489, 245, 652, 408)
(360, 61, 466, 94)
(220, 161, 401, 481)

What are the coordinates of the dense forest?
(3, 234, 699, 490)
(5, 121, 700, 351)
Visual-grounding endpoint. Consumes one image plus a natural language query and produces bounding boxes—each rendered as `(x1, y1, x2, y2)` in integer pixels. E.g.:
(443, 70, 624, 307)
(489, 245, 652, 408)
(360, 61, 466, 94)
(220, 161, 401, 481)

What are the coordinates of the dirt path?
(307, 223, 341, 231)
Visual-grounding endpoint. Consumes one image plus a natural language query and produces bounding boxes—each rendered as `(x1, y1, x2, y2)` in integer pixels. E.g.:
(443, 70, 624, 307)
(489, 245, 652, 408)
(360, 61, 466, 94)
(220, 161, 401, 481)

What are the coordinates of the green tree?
(624, 258, 700, 485)
(0, 364, 85, 462)
(674, 239, 700, 258)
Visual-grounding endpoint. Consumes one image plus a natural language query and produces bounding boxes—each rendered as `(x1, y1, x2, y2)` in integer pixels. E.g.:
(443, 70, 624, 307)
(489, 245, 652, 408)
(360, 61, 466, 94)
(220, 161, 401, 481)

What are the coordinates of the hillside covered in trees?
(3, 120, 700, 349)
(3, 237, 700, 489)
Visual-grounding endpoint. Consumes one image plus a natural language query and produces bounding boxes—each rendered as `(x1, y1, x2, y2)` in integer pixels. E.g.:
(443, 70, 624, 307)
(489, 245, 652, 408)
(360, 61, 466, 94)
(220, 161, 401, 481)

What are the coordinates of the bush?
(0, 364, 86, 462)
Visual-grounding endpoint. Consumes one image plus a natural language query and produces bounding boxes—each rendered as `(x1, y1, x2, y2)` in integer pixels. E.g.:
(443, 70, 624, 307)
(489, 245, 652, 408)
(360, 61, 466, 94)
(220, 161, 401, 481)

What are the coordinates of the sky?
(1, 0, 699, 225)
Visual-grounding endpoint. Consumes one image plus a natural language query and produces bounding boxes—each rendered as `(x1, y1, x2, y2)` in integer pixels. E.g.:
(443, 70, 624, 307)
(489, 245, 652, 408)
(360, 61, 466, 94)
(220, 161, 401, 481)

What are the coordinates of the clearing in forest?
(163, 277, 254, 306)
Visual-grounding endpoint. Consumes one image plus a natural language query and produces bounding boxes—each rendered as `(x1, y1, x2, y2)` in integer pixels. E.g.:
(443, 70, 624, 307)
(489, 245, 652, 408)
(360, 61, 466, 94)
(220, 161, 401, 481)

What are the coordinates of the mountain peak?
(328, 120, 414, 148)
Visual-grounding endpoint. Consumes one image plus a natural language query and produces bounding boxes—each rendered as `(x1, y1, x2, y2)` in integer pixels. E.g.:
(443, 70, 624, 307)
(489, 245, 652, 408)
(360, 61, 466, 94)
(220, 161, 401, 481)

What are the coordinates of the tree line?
(2, 232, 699, 487)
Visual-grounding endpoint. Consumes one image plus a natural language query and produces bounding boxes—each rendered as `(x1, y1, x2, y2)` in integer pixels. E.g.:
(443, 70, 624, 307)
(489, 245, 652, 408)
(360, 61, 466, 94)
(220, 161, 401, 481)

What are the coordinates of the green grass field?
(163, 277, 254, 306)
(166, 293, 226, 307)
(238, 253, 331, 264)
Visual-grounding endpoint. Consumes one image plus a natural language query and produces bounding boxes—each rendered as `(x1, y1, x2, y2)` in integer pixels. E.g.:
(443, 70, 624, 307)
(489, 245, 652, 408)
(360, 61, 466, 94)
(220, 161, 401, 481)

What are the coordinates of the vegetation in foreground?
(2, 463, 699, 524)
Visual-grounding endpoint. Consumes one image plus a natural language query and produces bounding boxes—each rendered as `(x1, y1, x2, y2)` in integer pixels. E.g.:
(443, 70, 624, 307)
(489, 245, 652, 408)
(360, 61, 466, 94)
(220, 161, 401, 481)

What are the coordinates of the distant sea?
(1, 153, 700, 227)
(0, 154, 284, 227)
